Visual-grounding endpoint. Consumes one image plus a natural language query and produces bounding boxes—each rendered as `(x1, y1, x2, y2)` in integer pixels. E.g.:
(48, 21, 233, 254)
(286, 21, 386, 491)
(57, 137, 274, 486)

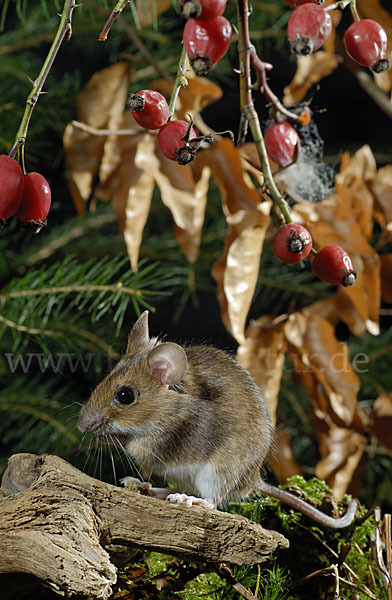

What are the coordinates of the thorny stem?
(9, 0, 77, 164)
(168, 44, 188, 120)
(250, 48, 309, 125)
(98, 0, 130, 41)
(236, 0, 292, 224)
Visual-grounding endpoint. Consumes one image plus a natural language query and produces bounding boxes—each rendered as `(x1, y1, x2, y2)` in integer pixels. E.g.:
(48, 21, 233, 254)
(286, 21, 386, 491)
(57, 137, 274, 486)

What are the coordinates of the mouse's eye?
(114, 386, 136, 406)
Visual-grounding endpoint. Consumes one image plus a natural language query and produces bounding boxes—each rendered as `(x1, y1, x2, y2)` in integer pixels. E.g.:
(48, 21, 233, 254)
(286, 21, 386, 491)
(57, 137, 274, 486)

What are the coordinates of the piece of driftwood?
(0, 453, 289, 599)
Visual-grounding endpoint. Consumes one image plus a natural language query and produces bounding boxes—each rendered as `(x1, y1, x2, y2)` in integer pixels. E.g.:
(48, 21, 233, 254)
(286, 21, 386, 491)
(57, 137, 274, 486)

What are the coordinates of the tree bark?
(0, 453, 289, 598)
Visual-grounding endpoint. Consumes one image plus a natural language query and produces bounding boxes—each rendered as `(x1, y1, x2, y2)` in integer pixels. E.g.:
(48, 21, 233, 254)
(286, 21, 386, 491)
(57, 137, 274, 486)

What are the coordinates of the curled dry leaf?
(292, 146, 381, 337)
(64, 62, 133, 214)
(315, 421, 367, 500)
(197, 139, 271, 344)
(380, 254, 392, 303)
(283, 52, 341, 105)
(236, 315, 287, 425)
(268, 429, 304, 483)
(283, 311, 359, 428)
(369, 165, 392, 242)
(134, 0, 172, 28)
(370, 394, 392, 451)
(152, 76, 223, 120)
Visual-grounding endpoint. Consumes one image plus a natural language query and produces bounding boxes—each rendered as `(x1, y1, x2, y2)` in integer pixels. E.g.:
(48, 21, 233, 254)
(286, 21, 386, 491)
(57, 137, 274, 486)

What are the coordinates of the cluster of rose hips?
(263, 1, 390, 170)
(128, 89, 201, 165)
(179, 0, 232, 75)
(273, 223, 356, 287)
(0, 155, 51, 232)
(284, 0, 389, 73)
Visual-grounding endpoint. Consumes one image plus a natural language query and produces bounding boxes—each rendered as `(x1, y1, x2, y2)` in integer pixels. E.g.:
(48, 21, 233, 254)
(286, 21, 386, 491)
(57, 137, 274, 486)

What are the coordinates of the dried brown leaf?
(268, 429, 304, 482)
(63, 62, 133, 213)
(380, 254, 392, 304)
(283, 311, 360, 427)
(283, 52, 341, 105)
(370, 394, 392, 451)
(236, 315, 287, 425)
(152, 76, 223, 120)
(292, 146, 381, 337)
(369, 165, 392, 239)
(315, 423, 367, 500)
(198, 140, 271, 342)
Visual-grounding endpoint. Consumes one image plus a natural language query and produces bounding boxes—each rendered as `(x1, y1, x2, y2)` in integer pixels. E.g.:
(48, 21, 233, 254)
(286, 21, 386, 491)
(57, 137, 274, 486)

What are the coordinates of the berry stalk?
(236, 0, 292, 224)
(98, 0, 130, 41)
(168, 45, 189, 121)
(9, 0, 77, 163)
(325, 0, 360, 21)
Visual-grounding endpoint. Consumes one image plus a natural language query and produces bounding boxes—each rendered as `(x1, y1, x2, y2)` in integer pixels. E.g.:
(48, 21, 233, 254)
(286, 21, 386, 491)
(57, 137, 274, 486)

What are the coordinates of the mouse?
(77, 310, 357, 528)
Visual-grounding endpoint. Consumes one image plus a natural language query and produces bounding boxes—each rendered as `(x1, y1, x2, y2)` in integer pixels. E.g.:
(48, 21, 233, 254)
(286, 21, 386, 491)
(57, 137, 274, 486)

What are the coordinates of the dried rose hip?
(16, 172, 51, 232)
(264, 121, 300, 168)
(128, 90, 169, 130)
(178, 0, 226, 21)
(183, 16, 232, 75)
(273, 223, 313, 264)
(158, 120, 197, 164)
(288, 3, 332, 55)
(0, 155, 24, 224)
(312, 245, 356, 286)
(344, 19, 390, 73)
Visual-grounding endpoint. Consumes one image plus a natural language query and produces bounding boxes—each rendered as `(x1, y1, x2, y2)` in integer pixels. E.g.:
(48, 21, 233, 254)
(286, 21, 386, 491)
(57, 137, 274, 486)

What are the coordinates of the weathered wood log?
(0, 453, 289, 599)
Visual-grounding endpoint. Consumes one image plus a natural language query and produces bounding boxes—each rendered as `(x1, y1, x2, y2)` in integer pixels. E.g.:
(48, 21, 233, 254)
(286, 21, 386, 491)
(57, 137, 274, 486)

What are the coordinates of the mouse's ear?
(126, 310, 149, 353)
(148, 342, 187, 387)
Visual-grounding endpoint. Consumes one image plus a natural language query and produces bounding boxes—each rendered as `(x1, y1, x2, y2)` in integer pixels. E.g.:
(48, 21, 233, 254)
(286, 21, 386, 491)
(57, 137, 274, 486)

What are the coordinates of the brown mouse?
(78, 311, 357, 528)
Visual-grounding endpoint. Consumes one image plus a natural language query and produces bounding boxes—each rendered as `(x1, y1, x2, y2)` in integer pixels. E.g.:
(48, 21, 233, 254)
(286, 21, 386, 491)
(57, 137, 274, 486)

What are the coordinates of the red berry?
(183, 16, 232, 75)
(344, 19, 390, 73)
(178, 0, 226, 21)
(128, 90, 169, 130)
(273, 224, 313, 264)
(16, 172, 51, 232)
(283, 0, 323, 5)
(0, 155, 24, 223)
(158, 120, 197, 164)
(312, 245, 356, 286)
(264, 122, 300, 168)
(288, 4, 332, 55)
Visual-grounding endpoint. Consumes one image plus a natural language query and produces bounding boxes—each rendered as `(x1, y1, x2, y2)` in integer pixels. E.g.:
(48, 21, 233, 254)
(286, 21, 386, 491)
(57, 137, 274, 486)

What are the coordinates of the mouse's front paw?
(120, 476, 151, 491)
(166, 493, 214, 509)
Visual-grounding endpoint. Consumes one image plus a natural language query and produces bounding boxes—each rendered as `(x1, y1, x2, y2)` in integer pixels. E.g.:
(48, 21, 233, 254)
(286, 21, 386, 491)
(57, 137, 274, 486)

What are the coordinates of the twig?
(118, 15, 171, 80)
(71, 120, 140, 136)
(236, 0, 292, 224)
(250, 47, 310, 125)
(9, 0, 77, 164)
(98, 0, 130, 41)
(215, 564, 258, 600)
(371, 508, 392, 592)
(168, 45, 189, 120)
(384, 513, 392, 600)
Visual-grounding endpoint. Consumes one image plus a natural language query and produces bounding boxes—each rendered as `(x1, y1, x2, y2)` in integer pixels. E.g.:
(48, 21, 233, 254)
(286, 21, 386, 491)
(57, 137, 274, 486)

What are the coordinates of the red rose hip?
(283, 0, 323, 5)
(312, 245, 356, 286)
(128, 90, 169, 130)
(265, 121, 300, 168)
(288, 4, 332, 55)
(16, 172, 51, 232)
(178, 0, 226, 21)
(158, 120, 197, 165)
(344, 19, 390, 73)
(183, 16, 232, 75)
(273, 223, 313, 264)
(0, 155, 24, 223)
